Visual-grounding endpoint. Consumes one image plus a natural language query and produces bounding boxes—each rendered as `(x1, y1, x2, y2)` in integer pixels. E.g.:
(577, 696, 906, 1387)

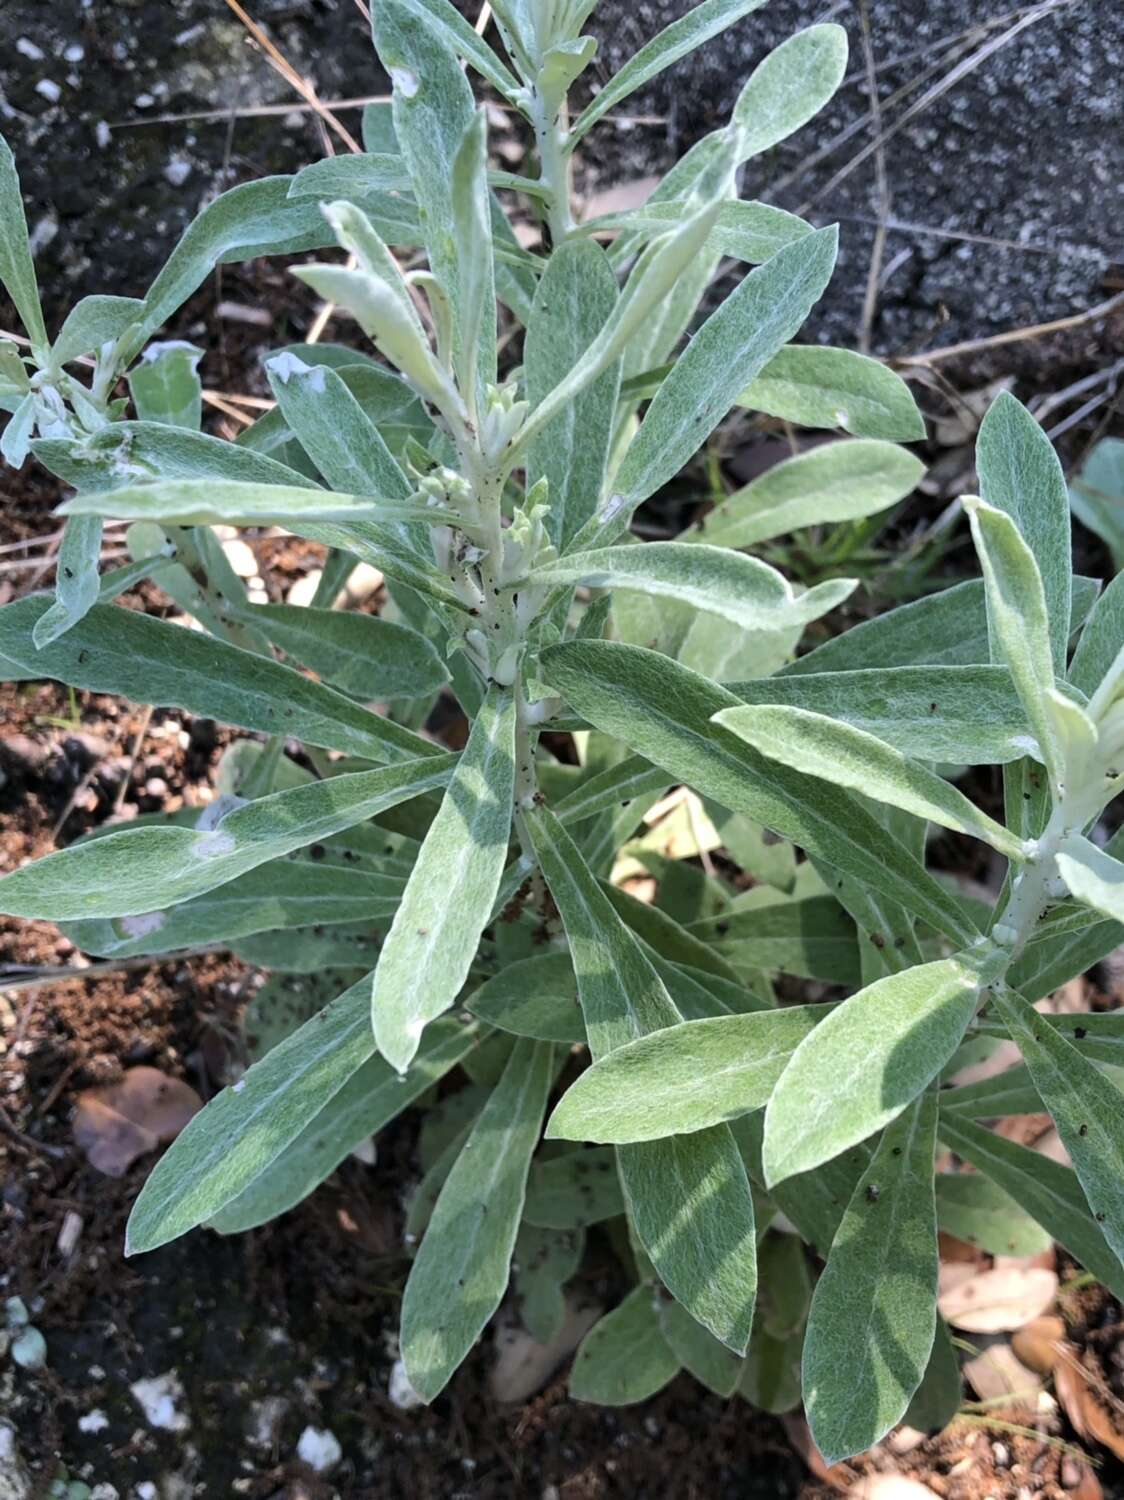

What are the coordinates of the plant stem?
(530, 88, 574, 245)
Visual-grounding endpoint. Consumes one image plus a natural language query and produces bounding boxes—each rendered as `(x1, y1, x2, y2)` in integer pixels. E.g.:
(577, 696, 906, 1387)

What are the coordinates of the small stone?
(35, 79, 61, 104)
(5, 1297, 30, 1328)
(129, 1371, 190, 1432)
(296, 1426, 342, 1473)
(78, 1410, 109, 1434)
(163, 154, 192, 187)
(16, 37, 45, 59)
(388, 1358, 424, 1410)
(11, 1326, 47, 1370)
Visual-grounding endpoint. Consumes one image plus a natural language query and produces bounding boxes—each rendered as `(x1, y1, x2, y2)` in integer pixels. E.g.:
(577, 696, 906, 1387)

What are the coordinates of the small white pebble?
(64, 43, 85, 62)
(16, 38, 45, 60)
(135, 1483, 158, 1500)
(388, 1358, 424, 1410)
(79, 1409, 109, 1434)
(11, 1326, 48, 1369)
(296, 1425, 342, 1473)
(35, 78, 61, 103)
(163, 154, 192, 188)
(129, 1371, 190, 1432)
(134, 92, 156, 108)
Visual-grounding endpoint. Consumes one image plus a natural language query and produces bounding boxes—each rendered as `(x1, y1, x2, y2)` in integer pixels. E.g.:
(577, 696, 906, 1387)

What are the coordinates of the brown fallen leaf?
(73, 1066, 202, 1177)
(1011, 1314, 1066, 1374)
(1054, 1345, 1124, 1462)
(938, 1265, 1058, 1333)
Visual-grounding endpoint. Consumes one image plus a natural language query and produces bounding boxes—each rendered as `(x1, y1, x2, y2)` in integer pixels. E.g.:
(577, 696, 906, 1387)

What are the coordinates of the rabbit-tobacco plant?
(2, 0, 1123, 1461)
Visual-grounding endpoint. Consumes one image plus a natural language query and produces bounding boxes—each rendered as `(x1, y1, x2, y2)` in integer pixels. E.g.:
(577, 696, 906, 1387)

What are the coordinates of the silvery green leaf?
(0, 133, 48, 352)
(965, 498, 1063, 789)
(35, 418, 311, 491)
(657, 1297, 742, 1397)
(737, 345, 925, 441)
(603, 881, 740, 982)
(739, 1322, 802, 1413)
(937, 1110, 1124, 1299)
(977, 391, 1071, 671)
(582, 227, 838, 549)
(466, 952, 586, 1043)
(569, 0, 769, 143)
(713, 704, 1023, 858)
(1056, 834, 1124, 923)
(210, 1017, 479, 1235)
(525, 805, 757, 1351)
(266, 353, 412, 501)
(0, 338, 30, 398)
(288, 154, 414, 198)
(768, 1145, 873, 1258)
(757, 1231, 812, 1338)
(581, 199, 812, 266)
(732, 24, 848, 159)
(60, 477, 456, 533)
(127, 974, 377, 1252)
(52, 295, 144, 367)
(525, 239, 621, 550)
(372, 0, 522, 104)
(1069, 437, 1124, 572)
(989, 984, 1124, 1269)
(726, 665, 1036, 766)
(243, 970, 358, 1062)
(374, 0, 475, 333)
(401, 1036, 553, 1401)
(515, 1223, 585, 1345)
(552, 754, 670, 826)
(231, 923, 382, 974)
(61, 861, 406, 958)
(0, 754, 451, 920)
(0, 390, 35, 467)
(570, 1289, 681, 1405)
(371, 686, 516, 1073)
(523, 1146, 625, 1230)
(450, 109, 497, 400)
(763, 958, 981, 1187)
(802, 1094, 939, 1464)
(695, 439, 924, 549)
(689, 896, 859, 984)
(540, 641, 978, 946)
(1070, 571, 1124, 699)
(229, 603, 448, 701)
(937, 1064, 1044, 1119)
(785, 576, 1100, 677)
(128, 343, 203, 430)
(903, 1317, 961, 1436)
(537, 543, 855, 636)
(547, 1005, 832, 1144)
(30, 516, 104, 648)
(935, 1171, 1051, 1258)
(0, 596, 441, 764)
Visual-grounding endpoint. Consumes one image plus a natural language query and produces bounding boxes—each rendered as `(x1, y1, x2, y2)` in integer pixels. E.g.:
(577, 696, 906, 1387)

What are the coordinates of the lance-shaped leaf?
(713, 705, 1024, 858)
(540, 641, 978, 946)
(523, 1146, 625, 1230)
(696, 439, 924, 549)
(802, 1094, 939, 1464)
(569, 0, 769, 143)
(763, 958, 981, 1187)
(537, 543, 855, 636)
(525, 239, 621, 550)
(229, 602, 448, 701)
(732, 23, 848, 158)
(737, 345, 925, 441)
(989, 985, 1124, 1269)
(726, 665, 1036, 766)
(576, 226, 838, 550)
(658, 1297, 742, 1398)
(128, 342, 203, 429)
(466, 952, 586, 1044)
(785, 576, 1099, 678)
(935, 1171, 1051, 1258)
(937, 1111, 1124, 1298)
(30, 515, 104, 648)
(552, 754, 670, 826)
(547, 1005, 832, 1144)
(450, 108, 496, 399)
(127, 974, 377, 1252)
(375, 0, 521, 102)
(0, 133, 48, 351)
(525, 806, 757, 1351)
(0, 597, 442, 765)
(51, 294, 144, 367)
(61, 861, 406, 959)
(965, 498, 1064, 790)
(582, 199, 812, 266)
(401, 1036, 553, 1401)
(371, 686, 516, 1073)
(904, 1317, 962, 1435)
(1070, 438, 1124, 574)
(1, 390, 35, 467)
(210, 1016, 479, 1234)
(0, 755, 454, 921)
(689, 897, 859, 984)
(374, 0, 475, 331)
(570, 1288, 681, 1405)
(515, 1223, 586, 1346)
(266, 352, 412, 502)
(977, 391, 1071, 671)
(1056, 834, 1124, 924)
(60, 478, 456, 532)
(1070, 570, 1124, 699)
(937, 1064, 1044, 1120)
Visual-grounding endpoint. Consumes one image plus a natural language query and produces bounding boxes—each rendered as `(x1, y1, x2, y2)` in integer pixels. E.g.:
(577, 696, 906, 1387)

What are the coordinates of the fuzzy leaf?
(128, 343, 203, 429)
(732, 24, 849, 159)
(466, 952, 586, 1044)
(569, 1288, 681, 1404)
(935, 1171, 1051, 1258)
(738, 345, 924, 441)
(31, 516, 104, 648)
(0, 133, 47, 350)
(1056, 834, 1124, 924)
(52, 294, 144, 367)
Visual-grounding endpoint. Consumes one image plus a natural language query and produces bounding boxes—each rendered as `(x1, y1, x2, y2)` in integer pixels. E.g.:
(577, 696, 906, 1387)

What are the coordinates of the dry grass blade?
(856, 0, 889, 355)
(895, 290, 1124, 368)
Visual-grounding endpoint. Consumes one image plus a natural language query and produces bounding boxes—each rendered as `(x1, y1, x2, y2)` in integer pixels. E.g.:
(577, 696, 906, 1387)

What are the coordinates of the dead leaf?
(1054, 1346, 1124, 1461)
(1011, 1314, 1066, 1374)
(73, 1066, 202, 1177)
(938, 1265, 1058, 1333)
(490, 1297, 601, 1404)
(963, 1340, 1041, 1406)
